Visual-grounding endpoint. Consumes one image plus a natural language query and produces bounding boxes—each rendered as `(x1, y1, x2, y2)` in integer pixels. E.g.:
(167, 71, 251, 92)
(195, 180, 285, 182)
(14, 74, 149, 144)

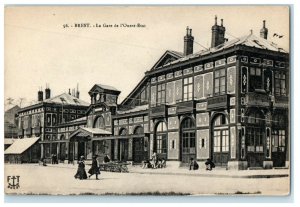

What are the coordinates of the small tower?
(183, 26, 194, 56)
(260, 20, 268, 40)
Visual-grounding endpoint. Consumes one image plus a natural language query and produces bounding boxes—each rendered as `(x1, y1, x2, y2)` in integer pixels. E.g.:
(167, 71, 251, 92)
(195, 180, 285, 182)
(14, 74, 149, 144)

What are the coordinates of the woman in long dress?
(74, 156, 88, 180)
(88, 155, 100, 179)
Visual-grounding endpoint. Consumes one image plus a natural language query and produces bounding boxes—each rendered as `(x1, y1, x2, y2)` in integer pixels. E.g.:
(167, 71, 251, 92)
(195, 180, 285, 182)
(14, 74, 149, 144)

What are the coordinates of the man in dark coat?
(189, 158, 199, 170)
(88, 155, 100, 180)
(74, 156, 88, 180)
(205, 158, 215, 171)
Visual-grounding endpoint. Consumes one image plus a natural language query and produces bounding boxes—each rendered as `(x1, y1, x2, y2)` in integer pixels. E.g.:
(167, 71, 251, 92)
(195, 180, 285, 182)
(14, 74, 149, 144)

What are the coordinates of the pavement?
(43, 163, 290, 179)
(4, 164, 290, 195)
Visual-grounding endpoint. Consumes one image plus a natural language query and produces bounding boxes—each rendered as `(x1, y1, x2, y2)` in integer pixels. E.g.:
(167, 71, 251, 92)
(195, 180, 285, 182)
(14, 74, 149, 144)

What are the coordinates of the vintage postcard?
(4, 6, 290, 196)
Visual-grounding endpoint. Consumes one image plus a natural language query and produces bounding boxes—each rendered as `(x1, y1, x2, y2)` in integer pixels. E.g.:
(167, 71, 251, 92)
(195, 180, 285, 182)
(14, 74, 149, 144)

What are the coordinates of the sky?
(4, 6, 289, 110)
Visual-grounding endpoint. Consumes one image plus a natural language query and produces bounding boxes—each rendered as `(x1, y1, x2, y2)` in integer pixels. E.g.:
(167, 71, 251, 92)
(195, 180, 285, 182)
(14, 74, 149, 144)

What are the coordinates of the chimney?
(68, 88, 71, 95)
(76, 84, 80, 99)
(45, 84, 51, 99)
(211, 16, 226, 48)
(183, 26, 194, 56)
(38, 87, 43, 102)
(260, 20, 268, 39)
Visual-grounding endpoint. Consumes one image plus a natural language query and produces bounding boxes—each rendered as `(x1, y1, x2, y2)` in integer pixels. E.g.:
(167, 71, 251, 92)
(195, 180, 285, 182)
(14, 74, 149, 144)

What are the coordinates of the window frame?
(214, 68, 226, 95)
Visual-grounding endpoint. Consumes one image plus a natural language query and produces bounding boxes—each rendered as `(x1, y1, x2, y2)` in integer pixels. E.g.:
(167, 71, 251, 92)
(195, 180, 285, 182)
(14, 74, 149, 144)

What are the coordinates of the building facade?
(11, 18, 290, 169)
(11, 88, 89, 163)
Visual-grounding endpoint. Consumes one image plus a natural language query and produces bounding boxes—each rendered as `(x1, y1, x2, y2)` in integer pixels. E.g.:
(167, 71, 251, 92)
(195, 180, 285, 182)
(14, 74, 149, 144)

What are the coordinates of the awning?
(69, 127, 112, 142)
(4, 137, 40, 155)
(4, 138, 17, 145)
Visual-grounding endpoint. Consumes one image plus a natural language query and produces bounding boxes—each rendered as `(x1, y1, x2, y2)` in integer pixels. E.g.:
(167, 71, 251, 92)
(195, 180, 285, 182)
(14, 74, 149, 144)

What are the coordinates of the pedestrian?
(103, 154, 111, 163)
(88, 155, 100, 180)
(51, 154, 54, 164)
(74, 156, 88, 180)
(205, 158, 215, 171)
(189, 158, 199, 170)
(141, 159, 150, 168)
(54, 154, 58, 164)
(151, 151, 158, 168)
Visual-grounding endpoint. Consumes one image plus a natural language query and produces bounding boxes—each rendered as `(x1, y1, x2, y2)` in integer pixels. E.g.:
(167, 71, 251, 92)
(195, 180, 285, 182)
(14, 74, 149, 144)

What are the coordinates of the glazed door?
(213, 129, 229, 167)
(133, 137, 144, 163)
(119, 139, 128, 162)
(181, 131, 196, 163)
(272, 129, 286, 167)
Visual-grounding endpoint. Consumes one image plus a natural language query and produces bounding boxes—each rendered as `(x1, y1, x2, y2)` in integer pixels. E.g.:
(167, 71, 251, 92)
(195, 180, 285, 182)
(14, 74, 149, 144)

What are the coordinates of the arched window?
(93, 116, 105, 129)
(134, 126, 144, 135)
(212, 114, 229, 154)
(155, 122, 167, 154)
(119, 128, 127, 136)
(180, 117, 196, 163)
(214, 114, 228, 126)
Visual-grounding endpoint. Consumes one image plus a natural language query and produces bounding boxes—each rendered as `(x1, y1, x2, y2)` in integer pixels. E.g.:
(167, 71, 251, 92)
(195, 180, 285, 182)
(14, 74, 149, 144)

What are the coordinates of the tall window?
(94, 116, 105, 129)
(181, 118, 196, 154)
(157, 84, 166, 105)
(246, 111, 264, 153)
(246, 127, 264, 152)
(183, 77, 193, 101)
(214, 69, 226, 95)
(247, 112, 264, 125)
(273, 113, 286, 127)
(249, 67, 262, 91)
(272, 130, 286, 152)
(156, 122, 167, 154)
(213, 114, 229, 153)
(275, 72, 286, 96)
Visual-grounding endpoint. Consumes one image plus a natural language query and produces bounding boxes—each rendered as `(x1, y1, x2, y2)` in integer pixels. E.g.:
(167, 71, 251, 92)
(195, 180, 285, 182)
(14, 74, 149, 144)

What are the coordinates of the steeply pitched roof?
(5, 137, 40, 154)
(151, 50, 184, 70)
(159, 34, 288, 67)
(95, 84, 120, 92)
(43, 93, 89, 106)
(5, 105, 21, 113)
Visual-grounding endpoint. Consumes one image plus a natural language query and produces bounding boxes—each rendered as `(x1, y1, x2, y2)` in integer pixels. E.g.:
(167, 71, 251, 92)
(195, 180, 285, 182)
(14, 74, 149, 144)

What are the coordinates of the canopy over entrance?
(69, 127, 112, 142)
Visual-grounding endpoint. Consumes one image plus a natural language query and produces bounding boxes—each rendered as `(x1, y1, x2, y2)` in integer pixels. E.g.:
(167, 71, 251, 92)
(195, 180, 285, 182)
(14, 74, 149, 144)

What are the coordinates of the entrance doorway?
(212, 114, 229, 167)
(119, 139, 129, 161)
(180, 117, 196, 163)
(132, 126, 146, 163)
(133, 137, 144, 163)
(78, 142, 85, 160)
(272, 129, 286, 167)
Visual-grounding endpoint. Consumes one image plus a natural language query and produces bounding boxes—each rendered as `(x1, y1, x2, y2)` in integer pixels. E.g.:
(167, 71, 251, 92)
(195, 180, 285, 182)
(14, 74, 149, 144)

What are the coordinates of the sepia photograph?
(3, 5, 291, 197)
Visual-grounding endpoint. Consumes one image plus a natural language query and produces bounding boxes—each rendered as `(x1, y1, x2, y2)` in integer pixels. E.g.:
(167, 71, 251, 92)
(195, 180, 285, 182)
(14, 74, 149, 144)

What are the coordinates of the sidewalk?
(42, 163, 290, 179)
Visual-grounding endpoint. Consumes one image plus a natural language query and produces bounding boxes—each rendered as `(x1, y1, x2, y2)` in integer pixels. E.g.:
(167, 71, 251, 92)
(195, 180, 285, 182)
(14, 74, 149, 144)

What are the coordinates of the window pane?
(256, 68, 261, 76)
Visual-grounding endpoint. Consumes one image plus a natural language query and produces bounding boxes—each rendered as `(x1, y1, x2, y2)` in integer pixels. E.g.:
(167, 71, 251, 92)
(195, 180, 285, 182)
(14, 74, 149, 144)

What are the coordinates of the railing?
(150, 105, 167, 118)
(176, 101, 195, 114)
(245, 93, 270, 107)
(207, 95, 228, 110)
